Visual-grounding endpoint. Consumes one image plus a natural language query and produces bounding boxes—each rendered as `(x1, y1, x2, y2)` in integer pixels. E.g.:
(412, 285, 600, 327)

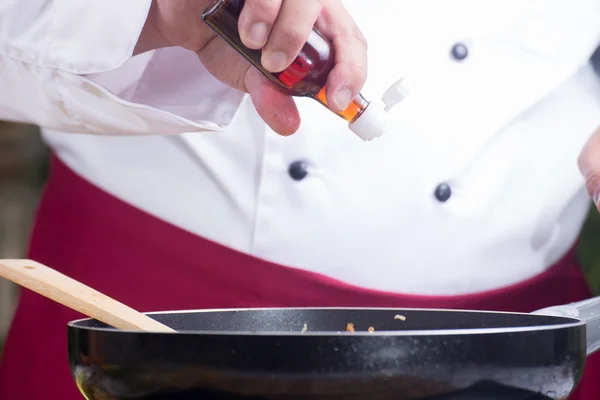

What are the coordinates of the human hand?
(578, 127, 600, 208)
(136, 0, 368, 135)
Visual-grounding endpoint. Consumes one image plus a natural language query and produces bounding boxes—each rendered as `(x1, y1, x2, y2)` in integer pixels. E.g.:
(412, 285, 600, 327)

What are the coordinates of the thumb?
(578, 126, 600, 208)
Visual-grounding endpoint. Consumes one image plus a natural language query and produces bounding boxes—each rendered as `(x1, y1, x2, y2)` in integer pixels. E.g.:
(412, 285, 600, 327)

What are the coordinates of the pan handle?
(533, 296, 600, 356)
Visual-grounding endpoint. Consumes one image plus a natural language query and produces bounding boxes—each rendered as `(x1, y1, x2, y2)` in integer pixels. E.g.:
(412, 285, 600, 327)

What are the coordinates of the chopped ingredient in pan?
(346, 323, 355, 332)
(394, 314, 407, 321)
(368, 326, 375, 332)
(301, 323, 308, 333)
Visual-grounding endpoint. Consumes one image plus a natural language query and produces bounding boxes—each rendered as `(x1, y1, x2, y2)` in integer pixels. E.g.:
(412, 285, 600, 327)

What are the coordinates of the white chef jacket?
(1, 0, 600, 296)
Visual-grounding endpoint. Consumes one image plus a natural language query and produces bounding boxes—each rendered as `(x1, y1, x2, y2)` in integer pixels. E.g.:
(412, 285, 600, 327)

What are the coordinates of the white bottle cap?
(348, 78, 410, 142)
(382, 78, 410, 111)
(348, 98, 389, 141)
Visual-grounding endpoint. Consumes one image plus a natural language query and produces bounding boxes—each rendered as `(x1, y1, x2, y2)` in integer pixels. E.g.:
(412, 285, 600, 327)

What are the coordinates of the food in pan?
(300, 313, 407, 333)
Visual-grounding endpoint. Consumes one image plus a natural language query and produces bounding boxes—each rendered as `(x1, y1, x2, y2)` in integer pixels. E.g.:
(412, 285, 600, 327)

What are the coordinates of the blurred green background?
(1, 121, 600, 358)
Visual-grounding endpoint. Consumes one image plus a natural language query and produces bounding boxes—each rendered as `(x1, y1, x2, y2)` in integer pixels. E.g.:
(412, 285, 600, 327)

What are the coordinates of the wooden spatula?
(0, 259, 175, 332)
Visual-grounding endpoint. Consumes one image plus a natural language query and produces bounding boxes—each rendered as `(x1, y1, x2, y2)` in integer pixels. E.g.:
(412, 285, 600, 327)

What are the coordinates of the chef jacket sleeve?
(0, 0, 247, 135)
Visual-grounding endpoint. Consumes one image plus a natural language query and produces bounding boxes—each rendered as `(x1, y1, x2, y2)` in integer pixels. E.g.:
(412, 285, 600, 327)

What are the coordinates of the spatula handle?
(534, 296, 600, 356)
(0, 259, 175, 332)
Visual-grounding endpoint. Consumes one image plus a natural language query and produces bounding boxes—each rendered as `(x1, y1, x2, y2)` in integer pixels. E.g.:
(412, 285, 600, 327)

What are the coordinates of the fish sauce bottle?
(202, 0, 405, 141)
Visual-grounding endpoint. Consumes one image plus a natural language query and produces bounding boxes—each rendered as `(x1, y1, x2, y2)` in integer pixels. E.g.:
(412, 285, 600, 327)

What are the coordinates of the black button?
(288, 161, 309, 181)
(451, 43, 469, 61)
(434, 183, 452, 202)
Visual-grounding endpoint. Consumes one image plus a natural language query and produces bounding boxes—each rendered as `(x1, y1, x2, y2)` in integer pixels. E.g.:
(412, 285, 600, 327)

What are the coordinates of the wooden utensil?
(0, 259, 175, 332)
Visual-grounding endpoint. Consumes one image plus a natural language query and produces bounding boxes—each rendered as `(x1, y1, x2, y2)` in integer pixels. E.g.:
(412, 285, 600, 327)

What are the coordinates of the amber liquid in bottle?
(202, 0, 369, 123)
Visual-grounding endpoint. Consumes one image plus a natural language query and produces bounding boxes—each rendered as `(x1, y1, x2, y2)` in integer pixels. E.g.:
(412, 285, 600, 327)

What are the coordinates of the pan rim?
(67, 306, 584, 336)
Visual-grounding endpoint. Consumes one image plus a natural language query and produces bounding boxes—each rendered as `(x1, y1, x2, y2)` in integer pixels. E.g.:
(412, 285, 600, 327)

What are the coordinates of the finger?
(238, 0, 281, 50)
(262, 0, 325, 73)
(198, 36, 300, 135)
(578, 126, 600, 207)
(245, 68, 300, 135)
(316, 1, 368, 112)
(197, 36, 251, 92)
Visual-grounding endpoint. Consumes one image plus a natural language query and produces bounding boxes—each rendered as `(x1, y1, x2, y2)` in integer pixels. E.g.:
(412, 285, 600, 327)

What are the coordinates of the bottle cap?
(348, 78, 410, 141)
(382, 78, 410, 111)
(348, 98, 389, 141)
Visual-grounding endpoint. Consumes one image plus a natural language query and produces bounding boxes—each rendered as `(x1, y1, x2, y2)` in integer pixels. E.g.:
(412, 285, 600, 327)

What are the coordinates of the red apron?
(1, 155, 599, 399)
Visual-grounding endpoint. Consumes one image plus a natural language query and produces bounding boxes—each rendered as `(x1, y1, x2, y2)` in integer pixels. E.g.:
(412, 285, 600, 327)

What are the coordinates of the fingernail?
(264, 51, 288, 72)
(333, 87, 353, 111)
(247, 22, 268, 48)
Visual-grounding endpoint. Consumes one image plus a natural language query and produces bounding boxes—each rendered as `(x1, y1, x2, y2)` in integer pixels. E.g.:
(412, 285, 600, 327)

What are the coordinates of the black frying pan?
(68, 298, 600, 400)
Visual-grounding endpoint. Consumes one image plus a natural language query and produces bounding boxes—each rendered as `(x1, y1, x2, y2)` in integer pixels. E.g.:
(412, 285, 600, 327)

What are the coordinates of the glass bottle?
(202, 0, 398, 141)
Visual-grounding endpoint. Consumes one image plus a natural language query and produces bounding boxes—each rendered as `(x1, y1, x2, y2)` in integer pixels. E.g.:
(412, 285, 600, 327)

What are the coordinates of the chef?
(1, 0, 600, 399)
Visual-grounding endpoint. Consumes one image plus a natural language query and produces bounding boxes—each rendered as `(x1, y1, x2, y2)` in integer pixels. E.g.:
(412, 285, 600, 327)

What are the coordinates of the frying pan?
(0, 260, 596, 399)
(68, 299, 600, 399)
